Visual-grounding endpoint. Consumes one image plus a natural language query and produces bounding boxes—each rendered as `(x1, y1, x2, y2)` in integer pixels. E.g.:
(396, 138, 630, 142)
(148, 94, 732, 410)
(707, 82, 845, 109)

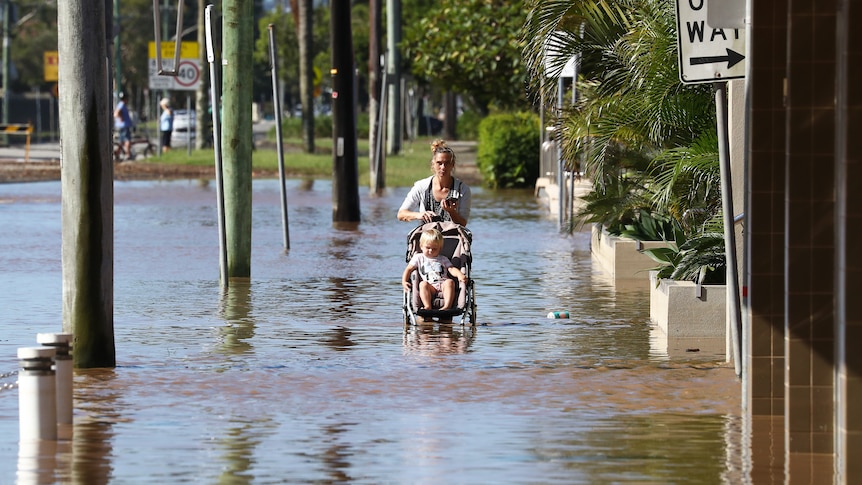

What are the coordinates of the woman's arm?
(398, 179, 435, 222)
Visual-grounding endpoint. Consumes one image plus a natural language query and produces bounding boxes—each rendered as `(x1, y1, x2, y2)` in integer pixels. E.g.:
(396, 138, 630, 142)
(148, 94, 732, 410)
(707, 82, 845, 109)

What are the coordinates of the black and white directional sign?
(675, 0, 746, 84)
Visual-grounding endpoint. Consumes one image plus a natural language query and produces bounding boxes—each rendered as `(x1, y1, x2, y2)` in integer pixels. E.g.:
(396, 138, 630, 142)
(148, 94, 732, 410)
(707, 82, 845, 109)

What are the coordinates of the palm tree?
(524, 0, 714, 187)
(522, 0, 726, 283)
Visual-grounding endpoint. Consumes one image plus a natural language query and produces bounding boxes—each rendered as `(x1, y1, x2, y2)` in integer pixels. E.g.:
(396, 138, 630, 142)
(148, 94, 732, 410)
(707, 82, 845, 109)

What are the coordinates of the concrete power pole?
(221, 0, 254, 278)
(330, 0, 360, 223)
(299, 0, 314, 153)
(385, 0, 401, 155)
(368, 0, 384, 195)
(58, 0, 116, 367)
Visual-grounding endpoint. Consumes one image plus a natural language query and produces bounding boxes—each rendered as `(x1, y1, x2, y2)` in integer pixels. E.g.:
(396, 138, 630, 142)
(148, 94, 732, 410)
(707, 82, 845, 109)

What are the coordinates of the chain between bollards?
(1, 370, 19, 391)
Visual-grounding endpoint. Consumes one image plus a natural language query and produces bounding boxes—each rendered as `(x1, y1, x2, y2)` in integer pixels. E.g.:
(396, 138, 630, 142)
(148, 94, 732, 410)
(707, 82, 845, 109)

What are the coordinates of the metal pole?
(186, 95, 191, 156)
(114, 0, 121, 95)
(206, 5, 228, 288)
(714, 81, 742, 377)
(557, 76, 564, 228)
(268, 24, 290, 250)
(375, 64, 388, 185)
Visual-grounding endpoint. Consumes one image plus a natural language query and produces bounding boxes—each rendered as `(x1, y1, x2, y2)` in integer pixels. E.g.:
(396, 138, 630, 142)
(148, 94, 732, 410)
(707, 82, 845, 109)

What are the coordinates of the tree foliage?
(522, 0, 727, 282)
(403, 0, 530, 114)
(8, 0, 59, 91)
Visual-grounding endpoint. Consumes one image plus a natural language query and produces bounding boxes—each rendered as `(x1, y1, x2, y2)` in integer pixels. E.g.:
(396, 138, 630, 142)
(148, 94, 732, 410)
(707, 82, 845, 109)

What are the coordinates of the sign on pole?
(543, 32, 577, 78)
(675, 0, 746, 84)
(44, 51, 59, 82)
(148, 42, 201, 91)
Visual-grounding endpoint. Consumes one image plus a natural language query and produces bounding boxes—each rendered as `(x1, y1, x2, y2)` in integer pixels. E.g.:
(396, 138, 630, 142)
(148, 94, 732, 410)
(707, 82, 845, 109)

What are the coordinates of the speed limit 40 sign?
(148, 42, 201, 91)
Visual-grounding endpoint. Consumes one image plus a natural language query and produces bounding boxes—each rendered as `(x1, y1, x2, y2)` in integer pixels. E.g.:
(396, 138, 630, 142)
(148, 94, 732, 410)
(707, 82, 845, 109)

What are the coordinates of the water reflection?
(218, 281, 255, 354)
(17, 439, 58, 484)
(69, 369, 118, 485)
(216, 418, 270, 483)
(325, 326, 356, 351)
(403, 323, 476, 356)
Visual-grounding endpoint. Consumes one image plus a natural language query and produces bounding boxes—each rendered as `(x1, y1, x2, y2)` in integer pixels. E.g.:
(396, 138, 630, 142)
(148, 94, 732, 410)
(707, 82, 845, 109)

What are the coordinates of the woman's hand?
(442, 198, 458, 215)
(417, 211, 438, 223)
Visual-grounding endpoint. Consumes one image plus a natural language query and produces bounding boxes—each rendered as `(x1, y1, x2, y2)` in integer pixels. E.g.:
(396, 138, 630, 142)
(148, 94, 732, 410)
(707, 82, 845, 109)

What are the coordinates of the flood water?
(0, 178, 742, 483)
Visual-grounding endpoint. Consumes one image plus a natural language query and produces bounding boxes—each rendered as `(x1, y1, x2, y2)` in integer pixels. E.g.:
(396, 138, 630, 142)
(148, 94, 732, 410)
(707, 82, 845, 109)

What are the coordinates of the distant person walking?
(113, 92, 134, 160)
(159, 97, 174, 153)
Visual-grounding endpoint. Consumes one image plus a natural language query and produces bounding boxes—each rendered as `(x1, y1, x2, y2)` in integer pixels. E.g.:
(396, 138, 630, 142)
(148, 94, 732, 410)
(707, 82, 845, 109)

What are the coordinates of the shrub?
(456, 109, 483, 140)
(476, 112, 540, 188)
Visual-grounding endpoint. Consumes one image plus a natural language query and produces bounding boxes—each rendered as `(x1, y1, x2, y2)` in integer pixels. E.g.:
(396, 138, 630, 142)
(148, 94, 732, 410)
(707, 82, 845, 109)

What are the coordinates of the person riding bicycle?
(114, 92, 134, 160)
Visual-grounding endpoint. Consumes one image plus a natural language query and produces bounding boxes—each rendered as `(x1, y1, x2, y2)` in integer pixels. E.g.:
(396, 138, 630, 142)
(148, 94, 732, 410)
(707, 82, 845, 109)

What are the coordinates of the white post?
(36, 333, 74, 426)
(18, 347, 57, 441)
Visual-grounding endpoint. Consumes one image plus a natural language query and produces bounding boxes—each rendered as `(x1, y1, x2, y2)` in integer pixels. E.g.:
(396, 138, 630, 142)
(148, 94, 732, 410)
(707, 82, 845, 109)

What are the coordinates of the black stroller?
(402, 221, 476, 326)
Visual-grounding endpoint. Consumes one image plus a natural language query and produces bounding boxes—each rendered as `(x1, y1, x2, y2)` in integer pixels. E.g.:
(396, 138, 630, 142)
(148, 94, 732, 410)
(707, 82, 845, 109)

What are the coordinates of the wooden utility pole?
(222, 0, 254, 278)
(58, 0, 116, 367)
(331, 0, 360, 223)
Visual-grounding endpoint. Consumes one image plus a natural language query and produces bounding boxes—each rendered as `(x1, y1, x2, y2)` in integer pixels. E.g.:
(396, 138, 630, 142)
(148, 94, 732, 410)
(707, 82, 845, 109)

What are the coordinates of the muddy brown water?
(0, 179, 742, 483)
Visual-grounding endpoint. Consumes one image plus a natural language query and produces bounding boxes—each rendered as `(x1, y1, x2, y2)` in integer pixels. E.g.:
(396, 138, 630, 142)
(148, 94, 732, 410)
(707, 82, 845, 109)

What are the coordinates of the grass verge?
(154, 137, 441, 187)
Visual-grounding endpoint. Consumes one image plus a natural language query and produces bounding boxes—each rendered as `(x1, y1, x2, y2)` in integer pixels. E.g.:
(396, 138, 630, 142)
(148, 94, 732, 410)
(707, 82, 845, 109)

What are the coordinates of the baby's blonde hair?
(419, 228, 443, 247)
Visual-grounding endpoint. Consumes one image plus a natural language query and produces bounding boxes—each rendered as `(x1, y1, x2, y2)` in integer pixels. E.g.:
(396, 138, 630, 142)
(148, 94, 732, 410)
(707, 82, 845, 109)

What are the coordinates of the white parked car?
(171, 109, 196, 146)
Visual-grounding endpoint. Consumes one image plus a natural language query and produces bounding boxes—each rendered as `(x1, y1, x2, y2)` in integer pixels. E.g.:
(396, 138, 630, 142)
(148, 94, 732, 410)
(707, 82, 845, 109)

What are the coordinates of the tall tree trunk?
(444, 91, 457, 140)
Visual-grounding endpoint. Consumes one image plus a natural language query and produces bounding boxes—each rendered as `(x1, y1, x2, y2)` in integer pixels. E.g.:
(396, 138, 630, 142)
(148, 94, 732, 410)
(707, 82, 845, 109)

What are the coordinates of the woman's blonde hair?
(430, 139, 456, 164)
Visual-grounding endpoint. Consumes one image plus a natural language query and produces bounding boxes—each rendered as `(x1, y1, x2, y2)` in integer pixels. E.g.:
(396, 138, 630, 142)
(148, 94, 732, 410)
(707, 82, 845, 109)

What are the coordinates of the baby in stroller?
(402, 221, 476, 326)
(402, 228, 467, 310)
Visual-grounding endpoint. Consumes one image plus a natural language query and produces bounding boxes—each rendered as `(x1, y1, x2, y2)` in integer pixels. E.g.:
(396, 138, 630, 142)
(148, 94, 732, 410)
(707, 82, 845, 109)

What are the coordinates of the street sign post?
(675, 0, 746, 84)
(148, 42, 201, 91)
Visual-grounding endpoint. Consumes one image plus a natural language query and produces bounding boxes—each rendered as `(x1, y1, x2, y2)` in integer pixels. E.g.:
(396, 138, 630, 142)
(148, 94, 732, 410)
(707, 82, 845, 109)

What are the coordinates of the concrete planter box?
(590, 225, 673, 284)
(649, 271, 727, 357)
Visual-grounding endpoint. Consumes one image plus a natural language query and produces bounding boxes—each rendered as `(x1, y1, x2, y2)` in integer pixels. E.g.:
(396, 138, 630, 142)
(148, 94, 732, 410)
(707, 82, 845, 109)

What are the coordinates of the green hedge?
(476, 112, 540, 188)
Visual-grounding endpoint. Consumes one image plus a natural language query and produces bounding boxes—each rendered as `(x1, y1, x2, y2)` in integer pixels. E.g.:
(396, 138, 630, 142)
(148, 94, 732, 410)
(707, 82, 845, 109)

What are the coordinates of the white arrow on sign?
(675, 0, 746, 84)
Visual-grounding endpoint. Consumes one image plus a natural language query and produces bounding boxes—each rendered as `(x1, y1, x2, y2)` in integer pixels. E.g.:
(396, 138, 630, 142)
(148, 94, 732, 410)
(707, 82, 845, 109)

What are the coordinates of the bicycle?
(113, 132, 155, 163)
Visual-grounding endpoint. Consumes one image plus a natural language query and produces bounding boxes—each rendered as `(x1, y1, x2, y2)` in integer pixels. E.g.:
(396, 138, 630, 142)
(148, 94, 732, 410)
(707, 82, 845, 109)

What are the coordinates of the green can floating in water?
(547, 311, 570, 319)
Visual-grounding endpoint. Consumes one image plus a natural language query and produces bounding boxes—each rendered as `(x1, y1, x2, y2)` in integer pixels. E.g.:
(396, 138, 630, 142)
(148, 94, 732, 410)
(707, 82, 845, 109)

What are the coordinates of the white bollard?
(18, 347, 57, 441)
(36, 333, 73, 426)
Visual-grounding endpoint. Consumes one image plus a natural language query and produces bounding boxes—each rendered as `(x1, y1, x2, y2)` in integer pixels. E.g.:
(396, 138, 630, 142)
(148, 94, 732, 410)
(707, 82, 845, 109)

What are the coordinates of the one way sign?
(675, 0, 746, 84)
